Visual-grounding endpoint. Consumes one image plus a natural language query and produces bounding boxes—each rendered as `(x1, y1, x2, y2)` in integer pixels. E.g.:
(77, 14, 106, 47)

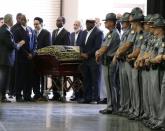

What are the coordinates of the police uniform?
(151, 18, 165, 130)
(99, 13, 120, 113)
(126, 12, 144, 119)
(124, 29, 136, 114)
(118, 12, 132, 113)
(138, 15, 153, 119)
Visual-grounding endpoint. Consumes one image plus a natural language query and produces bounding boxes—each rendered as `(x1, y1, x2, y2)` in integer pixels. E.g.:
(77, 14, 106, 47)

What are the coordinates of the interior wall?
(62, 0, 79, 32)
(63, 0, 147, 32)
(0, 0, 61, 33)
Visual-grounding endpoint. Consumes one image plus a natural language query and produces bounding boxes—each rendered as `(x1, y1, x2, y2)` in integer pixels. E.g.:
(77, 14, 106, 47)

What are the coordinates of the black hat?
(121, 12, 130, 22)
(149, 14, 164, 23)
(131, 7, 143, 15)
(103, 13, 117, 21)
(151, 18, 165, 28)
(142, 14, 152, 23)
(129, 12, 144, 22)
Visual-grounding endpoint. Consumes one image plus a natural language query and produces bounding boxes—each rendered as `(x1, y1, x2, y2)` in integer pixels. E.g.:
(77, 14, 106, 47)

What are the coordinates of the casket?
(33, 45, 83, 100)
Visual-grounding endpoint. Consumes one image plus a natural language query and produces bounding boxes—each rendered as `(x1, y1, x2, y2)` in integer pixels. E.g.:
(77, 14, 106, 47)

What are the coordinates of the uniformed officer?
(115, 7, 143, 116)
(113, 12, 131, 113)
(141, 14, 163, 127)
(146, 18, 165, 130)
(126, 12, 144, 120)
(134, 14, 153, 121)
(96, 13, 120, 114)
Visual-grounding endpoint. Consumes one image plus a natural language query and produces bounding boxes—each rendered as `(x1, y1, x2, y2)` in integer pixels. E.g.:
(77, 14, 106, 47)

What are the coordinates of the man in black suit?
(70, 20, 83, 46)
(8, 13, 23, 98)
(0, 14, 25, 102)
(51, 16, 70, 101)
(79, 19, 103, 103)
(70, 20, 83, 101)
(33, 17, 51, 101)
(14, 14, 37, 102)
(52, 16, 70, 45)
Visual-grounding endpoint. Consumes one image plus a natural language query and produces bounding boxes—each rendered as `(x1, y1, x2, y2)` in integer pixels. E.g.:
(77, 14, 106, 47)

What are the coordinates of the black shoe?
(78, 99, 92, 104)
(99, 109, 112, 114)
(37, 96, 48, 102)
(50, 96, 61, 101)
(98, 99, 107, 104)
(8, 95, 14, 99)
(24, 97, 35, 102)
(70, 97, 77, 101)
(33, 95, 41, 100)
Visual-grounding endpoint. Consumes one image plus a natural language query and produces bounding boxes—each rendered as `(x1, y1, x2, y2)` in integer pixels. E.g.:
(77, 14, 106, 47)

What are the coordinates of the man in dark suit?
(70, 20, 83, 46)
(52, 16, 70, 45)
(14, 14, 37, 102)
(8, 13, 23, 98)
(0, 14, 25, 102)
(51, 16, 70, 101)
(70, 20, 83, 101)
(79, 19, 103, 103)
(33, 17, 51, 101)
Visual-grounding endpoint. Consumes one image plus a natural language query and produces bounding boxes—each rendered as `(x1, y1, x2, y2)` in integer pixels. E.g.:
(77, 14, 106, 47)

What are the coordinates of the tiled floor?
(0, 102, 151, 131)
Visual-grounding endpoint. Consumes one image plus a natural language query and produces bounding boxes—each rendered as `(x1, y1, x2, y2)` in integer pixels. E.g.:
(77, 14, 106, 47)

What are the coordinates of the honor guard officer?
(146, 18, 165, 130)
(134, 14, 153, 121)
(126, 12, 144, 120)
(113, 12, 131, 113)
(96, 13, 120, 114)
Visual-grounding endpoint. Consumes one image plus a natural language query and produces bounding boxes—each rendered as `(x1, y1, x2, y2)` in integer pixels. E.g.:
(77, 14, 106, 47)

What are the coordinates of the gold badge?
(131, 30, 134, 34)
(108, 35, 111, 38)
(139, 35, 143, 40)
(162, 43, 165, 48)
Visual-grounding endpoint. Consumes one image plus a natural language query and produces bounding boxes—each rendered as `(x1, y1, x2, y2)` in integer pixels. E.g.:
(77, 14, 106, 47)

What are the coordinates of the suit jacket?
(70, 30, 83, 46)
(11, 23, 21, 34)
(0, 24, 16, 66)
(14, 25, 37, 63)
(52, 28, 70, 45)
(80, 27, 103, 59)
(36, 29, 51, 49)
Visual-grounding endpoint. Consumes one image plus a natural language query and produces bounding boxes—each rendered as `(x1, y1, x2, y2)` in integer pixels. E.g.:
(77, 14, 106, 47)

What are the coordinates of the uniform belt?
(102, 56, 113, 65)
(127, 59, 135, 68)
(117, 57, 126, 62)
(159, 62, 165, 70)
(151, 64, 158, 70)
(144, 66, 150, 71)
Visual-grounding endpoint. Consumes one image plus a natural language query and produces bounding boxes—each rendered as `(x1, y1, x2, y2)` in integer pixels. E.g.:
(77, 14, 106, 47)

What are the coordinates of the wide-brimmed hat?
(103, 13, 117, 21)
(150, 18, 165, 28)
(121, 12, 130, 22)
(131, 7, 143, 15)
(129, 12, 144, 22)
(141, 14, 152, 23)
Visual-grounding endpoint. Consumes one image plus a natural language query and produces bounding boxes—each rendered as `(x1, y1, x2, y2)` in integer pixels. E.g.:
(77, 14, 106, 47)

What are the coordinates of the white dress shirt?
(57, 27, 64, 35)
(85, 27, 95, 44)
